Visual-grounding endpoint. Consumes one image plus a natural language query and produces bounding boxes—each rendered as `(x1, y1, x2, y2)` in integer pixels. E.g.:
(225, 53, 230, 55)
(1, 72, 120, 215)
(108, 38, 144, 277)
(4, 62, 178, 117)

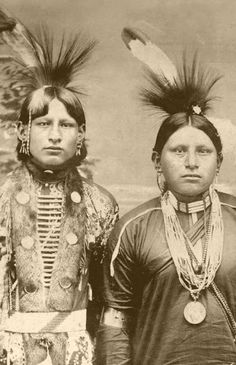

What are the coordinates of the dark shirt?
(97, 192, 236, 365)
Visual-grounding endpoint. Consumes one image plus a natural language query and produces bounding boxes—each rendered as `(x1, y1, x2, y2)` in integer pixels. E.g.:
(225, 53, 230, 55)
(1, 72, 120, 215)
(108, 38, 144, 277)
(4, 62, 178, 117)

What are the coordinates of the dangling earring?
(213, 168, 220, 188)
(76, 138, 84, 156)
(156, 168, 166, 194)
(26, 110, 32, 155)
(18, 115, 31, 156)
(19, 136, 28, 154)
(153, 151, 166, 194)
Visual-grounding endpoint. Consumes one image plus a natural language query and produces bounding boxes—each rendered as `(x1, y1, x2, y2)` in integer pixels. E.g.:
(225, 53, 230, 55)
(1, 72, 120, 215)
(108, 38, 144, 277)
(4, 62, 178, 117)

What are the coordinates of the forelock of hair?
(153, 113, 222, 155)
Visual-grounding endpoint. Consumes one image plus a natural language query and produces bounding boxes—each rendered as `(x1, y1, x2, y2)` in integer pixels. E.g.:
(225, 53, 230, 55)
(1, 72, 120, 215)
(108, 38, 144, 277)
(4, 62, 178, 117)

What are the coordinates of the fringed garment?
(0, 163, 118, 365)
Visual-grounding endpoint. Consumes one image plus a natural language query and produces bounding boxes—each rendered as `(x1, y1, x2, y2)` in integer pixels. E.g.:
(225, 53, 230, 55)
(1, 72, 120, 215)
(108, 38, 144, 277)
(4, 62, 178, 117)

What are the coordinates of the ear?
(77, 124, 85, 144)
(17, 121, 27, 141)
(152, 151, 162, 171)
(217, 152, 223, 173)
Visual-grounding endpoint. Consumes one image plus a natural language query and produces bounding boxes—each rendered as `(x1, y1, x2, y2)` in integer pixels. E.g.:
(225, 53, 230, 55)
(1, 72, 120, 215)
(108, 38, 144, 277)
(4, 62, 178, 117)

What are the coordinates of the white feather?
(122, 27, 177, 84)
(0, 8, 42, 67)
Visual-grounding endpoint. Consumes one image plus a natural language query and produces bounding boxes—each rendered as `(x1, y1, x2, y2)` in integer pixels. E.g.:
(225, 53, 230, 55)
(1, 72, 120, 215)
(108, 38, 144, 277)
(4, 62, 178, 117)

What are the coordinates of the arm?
(0, 234, 10, 358)
(96, 221, 136, 365)
(96, 308, 132, 365)
(88, 196, 119, 339)
(0, 182, 12, 356)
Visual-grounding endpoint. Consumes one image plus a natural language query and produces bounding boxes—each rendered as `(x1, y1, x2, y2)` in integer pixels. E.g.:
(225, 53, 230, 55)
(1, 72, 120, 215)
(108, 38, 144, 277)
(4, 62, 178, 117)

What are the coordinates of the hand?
(0, 331, 6, 362)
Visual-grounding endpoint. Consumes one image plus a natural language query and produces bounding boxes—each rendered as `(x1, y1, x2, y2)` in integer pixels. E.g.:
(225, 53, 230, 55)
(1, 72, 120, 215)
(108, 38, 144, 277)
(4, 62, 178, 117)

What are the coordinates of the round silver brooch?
(16, 192, 30, 205)
(71, 191, 81, 204)
(59, 276, 72, 289)
(21, 236, 34, 249)
(66, 232, 78, 245)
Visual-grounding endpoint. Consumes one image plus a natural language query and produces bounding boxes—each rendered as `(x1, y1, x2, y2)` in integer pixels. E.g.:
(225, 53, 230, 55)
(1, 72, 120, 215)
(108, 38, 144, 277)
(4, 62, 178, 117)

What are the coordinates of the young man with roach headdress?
(96, 28, 236, 365)
(0, 9, 118, 365)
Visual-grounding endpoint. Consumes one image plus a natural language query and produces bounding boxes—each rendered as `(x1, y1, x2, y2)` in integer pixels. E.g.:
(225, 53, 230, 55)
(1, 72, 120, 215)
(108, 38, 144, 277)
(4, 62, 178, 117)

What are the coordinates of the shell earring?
(19, 136, 28, 154)
(156, 168, 166, 194)
(76, 138, 84, 156)
(18, 116, 31, 156)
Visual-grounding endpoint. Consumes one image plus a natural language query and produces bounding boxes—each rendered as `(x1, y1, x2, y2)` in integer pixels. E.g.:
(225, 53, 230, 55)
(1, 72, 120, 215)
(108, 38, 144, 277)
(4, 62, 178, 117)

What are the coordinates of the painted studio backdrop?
(0, 0, 236, 214)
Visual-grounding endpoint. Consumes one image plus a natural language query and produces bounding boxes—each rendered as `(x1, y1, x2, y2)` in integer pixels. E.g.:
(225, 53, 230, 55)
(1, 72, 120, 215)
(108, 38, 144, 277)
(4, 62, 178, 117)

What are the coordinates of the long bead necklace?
(161, 186, 224, 324)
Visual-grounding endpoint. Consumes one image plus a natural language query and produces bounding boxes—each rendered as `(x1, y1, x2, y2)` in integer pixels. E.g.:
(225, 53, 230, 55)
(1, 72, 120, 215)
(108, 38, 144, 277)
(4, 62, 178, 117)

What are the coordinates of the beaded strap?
(210, 282, 236, 340)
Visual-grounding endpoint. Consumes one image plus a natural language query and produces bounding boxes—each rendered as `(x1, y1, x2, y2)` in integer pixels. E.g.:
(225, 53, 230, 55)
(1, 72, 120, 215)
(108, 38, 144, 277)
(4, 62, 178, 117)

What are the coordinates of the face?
(156, 126, 220, 201)
(27, 98, 83, 168)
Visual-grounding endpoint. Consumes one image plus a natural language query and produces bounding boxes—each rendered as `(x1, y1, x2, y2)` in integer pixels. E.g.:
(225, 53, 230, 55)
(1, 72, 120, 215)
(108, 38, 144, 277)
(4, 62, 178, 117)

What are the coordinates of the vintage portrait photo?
(0, 1, 235, 364)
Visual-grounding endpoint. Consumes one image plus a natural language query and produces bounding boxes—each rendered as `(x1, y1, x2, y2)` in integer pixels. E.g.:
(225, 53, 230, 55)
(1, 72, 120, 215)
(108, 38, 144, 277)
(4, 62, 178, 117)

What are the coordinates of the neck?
(25, 157, 77, 183)
(169, 190, 209, 203)
(166, 189, 212, 214)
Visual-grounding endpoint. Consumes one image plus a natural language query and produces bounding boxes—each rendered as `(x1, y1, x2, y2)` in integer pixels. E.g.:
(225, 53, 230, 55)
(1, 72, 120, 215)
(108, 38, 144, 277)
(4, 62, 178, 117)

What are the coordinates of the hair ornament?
(192, 105, 202, 115)
(121, 26, 222, 120)
(0, 7, 96, 113)
(121, 27, 177, 85)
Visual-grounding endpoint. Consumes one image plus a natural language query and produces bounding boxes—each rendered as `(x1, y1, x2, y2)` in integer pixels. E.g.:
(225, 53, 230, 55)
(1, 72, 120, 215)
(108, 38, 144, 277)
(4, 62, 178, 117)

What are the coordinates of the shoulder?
(0, 164, 28, 192)
(113, 196, 162, 237)
(218, 191, 236, 209)
(0, 172, 15, 197)
(82, 178, 118, 214)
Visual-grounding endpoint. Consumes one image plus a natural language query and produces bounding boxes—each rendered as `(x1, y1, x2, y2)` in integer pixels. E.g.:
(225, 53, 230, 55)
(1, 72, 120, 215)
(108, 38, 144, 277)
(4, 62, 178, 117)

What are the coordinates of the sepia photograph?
(0, 0, 235, 364)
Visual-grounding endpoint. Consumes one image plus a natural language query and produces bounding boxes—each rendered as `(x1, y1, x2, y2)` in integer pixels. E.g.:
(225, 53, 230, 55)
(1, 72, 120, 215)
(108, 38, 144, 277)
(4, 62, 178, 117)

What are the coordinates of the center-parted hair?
(1, 23, 97, 163)
(140, 56, 223, 159)
(17, 86, 87, 163)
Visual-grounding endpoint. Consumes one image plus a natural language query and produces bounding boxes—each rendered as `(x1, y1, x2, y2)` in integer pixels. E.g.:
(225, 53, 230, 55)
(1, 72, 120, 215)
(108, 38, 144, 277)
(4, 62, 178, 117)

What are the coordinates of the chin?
(37, 158, 65, 169)
(179, 188, 209, 199)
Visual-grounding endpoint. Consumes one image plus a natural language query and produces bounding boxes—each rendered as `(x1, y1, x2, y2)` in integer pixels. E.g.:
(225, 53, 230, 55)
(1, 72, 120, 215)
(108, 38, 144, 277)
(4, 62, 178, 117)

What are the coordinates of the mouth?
(45, 146, 63, 151)
(182, 174, 201, 179)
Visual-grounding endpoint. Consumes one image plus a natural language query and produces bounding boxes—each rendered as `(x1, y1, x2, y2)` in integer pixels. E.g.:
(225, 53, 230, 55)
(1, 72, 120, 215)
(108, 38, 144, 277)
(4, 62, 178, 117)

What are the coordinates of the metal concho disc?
(184, 301, 206, 324)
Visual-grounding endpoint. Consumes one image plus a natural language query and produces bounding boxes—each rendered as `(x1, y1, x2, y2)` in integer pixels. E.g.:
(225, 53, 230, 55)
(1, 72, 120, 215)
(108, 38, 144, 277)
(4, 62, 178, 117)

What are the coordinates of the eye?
(174, 147, 185, 155)
(60, 121, 75, 128)
(34, 119, 50, 127)
(198, 147, 211, 155)
(36, 120, 50, 127)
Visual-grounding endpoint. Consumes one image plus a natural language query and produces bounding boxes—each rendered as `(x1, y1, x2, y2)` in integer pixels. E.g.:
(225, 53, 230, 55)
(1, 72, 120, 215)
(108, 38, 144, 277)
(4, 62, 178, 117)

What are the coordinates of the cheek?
(70, 135, 78, 148)
(203, 157, 218, 174)
(29, 131, 40, 151)
(161, 156, 182, 178)
(65, 135, 78, 153)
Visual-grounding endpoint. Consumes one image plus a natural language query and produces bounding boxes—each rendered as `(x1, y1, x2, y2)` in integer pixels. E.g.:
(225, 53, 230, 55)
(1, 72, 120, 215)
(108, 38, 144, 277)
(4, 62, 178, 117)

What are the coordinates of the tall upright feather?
(0, 8, 96, 95)
(141, 54, 222, 117)
(0, 7, 43, 67)
(121, 27, 177, 84)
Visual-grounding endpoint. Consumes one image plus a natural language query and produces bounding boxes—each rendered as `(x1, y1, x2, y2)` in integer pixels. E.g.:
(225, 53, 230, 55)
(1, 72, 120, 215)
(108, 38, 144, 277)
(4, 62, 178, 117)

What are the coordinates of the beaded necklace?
(161, 186, 224, 324)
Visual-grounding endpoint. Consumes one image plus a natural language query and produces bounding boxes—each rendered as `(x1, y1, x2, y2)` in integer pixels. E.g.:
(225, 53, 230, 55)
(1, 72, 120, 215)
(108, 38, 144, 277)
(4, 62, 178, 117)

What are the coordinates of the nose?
(185, 151, 199, 169)
(48, 125, 62, 143)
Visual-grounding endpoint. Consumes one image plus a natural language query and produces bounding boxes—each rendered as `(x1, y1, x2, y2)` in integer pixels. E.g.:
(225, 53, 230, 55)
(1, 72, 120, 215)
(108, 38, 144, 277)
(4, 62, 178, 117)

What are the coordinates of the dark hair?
(152, 112, 223, 161)
(17, 86, 87, 164)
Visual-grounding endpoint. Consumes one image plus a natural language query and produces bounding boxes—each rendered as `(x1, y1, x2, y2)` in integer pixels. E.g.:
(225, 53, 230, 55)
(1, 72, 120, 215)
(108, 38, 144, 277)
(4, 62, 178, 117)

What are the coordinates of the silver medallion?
(21, 236, 34, 249)
(16, 192, 30, 205)
(66, 232, 78, 245)
(184, 301, 206, 324)
(59, 276, 72, 289)
(71, 191, 81, 203)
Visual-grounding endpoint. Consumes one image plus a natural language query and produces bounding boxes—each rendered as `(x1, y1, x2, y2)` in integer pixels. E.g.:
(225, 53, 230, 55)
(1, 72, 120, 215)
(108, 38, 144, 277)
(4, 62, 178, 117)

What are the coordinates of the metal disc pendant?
(21, 236, 34, 249)
(16, 192, 30, 205)
(66, 232, 78, 245)
(71, 191, 81, 203)
(184, 301, 206, 324)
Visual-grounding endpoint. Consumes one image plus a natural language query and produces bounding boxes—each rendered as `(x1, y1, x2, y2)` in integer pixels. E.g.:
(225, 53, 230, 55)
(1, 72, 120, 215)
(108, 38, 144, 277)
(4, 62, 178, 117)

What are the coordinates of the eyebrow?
(33, 117, 76, 123)
(170, 143, 212, 148)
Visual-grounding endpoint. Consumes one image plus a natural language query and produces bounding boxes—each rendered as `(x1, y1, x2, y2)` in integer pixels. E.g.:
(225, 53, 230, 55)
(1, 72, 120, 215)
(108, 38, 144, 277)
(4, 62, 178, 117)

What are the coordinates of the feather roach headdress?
(0, 7, 96, 129)
(121, 26, 222, 119)
(0, 8, 99, 214)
